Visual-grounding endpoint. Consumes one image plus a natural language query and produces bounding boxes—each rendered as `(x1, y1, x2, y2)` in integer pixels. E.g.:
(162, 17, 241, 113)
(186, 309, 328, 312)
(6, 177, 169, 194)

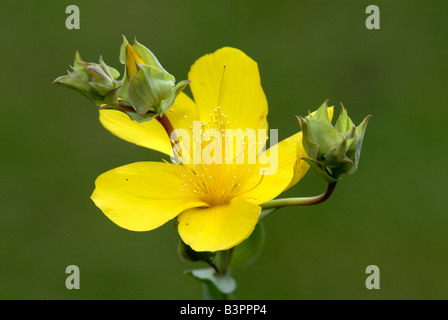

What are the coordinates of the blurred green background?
(1, 0, 447, 299)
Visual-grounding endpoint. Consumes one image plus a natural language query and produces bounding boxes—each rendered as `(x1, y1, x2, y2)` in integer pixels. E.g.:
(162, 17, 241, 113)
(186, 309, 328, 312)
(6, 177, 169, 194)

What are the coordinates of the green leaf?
(185, 268, 236, 295)
(133, 38, 173, 78)
(103, 88, 120, 106)
(302, 157, 339, 183)
(157, 79, 191, 115)
(201, 281, 226, 300)
(127, 67, 156, 114)
(128, 64, 174, 115)
(334, 104, 355, 134)
(119, 35, 129, 65)
(99, 56, 120, 80)
(296, 115, 319, 159)
(178, 240, 216, 263)
(124, 110, 156, 123)
(346, 115, 371, 175)
(99, 104, 156, 123)
(314, 99, 332, 122)
(230, 222, 265, 270)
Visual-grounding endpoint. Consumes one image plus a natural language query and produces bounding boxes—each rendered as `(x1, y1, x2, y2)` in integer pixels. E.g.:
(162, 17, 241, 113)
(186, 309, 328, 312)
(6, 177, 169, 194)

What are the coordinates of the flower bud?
(297, 100, 370, 182)
(117, 36, 191, 121)
(53, 52, 121, 106)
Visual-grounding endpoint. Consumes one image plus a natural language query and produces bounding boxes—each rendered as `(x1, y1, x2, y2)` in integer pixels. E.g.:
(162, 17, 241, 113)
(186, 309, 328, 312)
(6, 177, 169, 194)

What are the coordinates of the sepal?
(298, 101, 370, 181)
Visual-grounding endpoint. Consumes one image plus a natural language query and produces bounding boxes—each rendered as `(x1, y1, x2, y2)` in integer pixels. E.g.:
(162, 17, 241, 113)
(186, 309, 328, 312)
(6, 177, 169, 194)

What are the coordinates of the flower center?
(178, 107, 263, 206)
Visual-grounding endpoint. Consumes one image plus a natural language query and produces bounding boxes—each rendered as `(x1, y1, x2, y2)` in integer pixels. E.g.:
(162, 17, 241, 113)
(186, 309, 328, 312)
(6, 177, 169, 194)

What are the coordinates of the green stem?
(215, 251, 230, 275)
(202, 250, 234, 300)
(260, 182, 337, 210)
(208, 249, 233, 277)
(208, 261, 221, 275)
(117, 102, 137, 113)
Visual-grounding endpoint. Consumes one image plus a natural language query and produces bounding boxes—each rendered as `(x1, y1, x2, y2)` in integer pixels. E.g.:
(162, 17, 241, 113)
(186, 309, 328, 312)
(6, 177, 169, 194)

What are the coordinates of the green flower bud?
(297, 100, 370, 182)
(116, 36, 191, 121)
(53, 52, 121, 106)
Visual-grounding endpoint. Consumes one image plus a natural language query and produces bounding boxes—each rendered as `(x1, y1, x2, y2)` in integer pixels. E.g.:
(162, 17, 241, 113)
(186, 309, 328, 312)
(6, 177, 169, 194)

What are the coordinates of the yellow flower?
(91, 47, 331, 252)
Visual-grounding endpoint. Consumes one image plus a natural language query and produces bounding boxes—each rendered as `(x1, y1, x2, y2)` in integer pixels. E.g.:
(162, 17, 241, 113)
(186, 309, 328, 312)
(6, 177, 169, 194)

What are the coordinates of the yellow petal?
(282, 132, 309, 189)
(328, 105, 334, 120)
(99, 92, 199, 155)
(242, 137, 297, 205)
(188, 47, 268, 132)
(164, 91, 200, 133)
(177, 198, 261, 252)
(91, 162, 207, 232)
(126, 44, 146, 78)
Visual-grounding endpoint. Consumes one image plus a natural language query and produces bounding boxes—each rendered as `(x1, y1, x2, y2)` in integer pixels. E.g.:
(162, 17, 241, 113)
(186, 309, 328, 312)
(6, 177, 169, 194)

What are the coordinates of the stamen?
(175, 106, 264, 206)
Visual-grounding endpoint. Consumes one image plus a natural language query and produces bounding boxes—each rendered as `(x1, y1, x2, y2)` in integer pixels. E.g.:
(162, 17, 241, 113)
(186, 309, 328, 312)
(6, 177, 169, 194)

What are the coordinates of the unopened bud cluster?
(297, 101, 370, 182)
(54, 36, 190, 122)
